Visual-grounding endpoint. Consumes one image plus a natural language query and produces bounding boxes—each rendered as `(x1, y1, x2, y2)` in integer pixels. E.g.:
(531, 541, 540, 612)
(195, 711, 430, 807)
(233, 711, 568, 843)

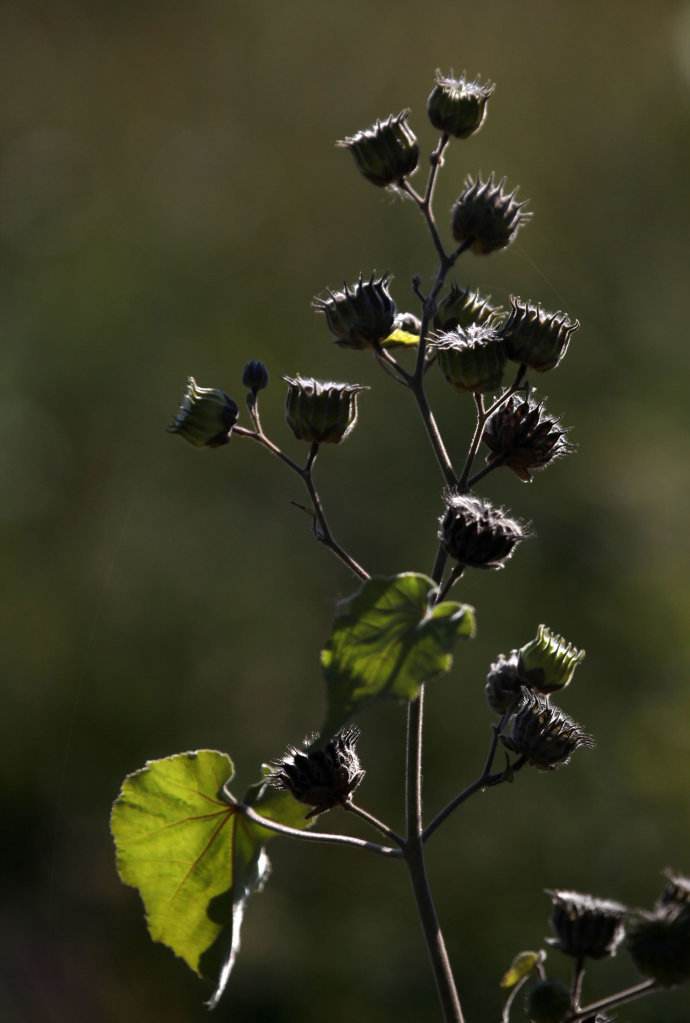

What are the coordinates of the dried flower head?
(427, 70, 495, 139)
(626, 903, 690, 987)
(284, 375, 366, 445)
(314, 273, 397, 350)
(439, 494, 526, 570)
(434, 283, 504, 333)
(659, 870, 690, 909)
(501, 296, 580, 372)
(547, 890, 627, 960)
(270, 727, 365, 818)
(518, 624, 586, 695)
(502, 689, 594, 770)
(525, 979, 571, 1023)
(451, 173, 531, 255)
(167, 377, 239, 448)
(338, 111, 419, 188)
(483, 395, 573, 482)
(485, 650, 523, 714)
(431, 323, 507, 394)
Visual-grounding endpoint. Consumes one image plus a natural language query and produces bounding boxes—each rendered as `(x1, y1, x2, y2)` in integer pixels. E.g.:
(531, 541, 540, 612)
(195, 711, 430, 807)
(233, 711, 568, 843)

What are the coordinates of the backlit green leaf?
(381, 328, 420, 349)
(500, 949, 544, 988)
(321, 573, 475, 735)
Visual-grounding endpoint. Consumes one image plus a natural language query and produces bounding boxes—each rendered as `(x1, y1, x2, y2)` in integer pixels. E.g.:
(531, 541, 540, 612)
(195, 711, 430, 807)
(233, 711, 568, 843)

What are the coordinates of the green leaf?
(381, 328, 420, 349)
(111, 750, 312, 1009)
(321, 573, 475, 735)
(500, 949, 544, 989)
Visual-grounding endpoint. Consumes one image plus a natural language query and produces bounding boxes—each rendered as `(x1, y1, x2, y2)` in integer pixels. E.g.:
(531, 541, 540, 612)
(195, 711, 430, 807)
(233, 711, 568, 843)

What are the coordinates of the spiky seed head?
(242, 360, 269, 395)
(525, 979, 571, 1023)
(439, 494, 526, 570)
(338, 111, 419, 188)
(434, 283, 505, 333)
(451, 173, 531, 255)
(483, 395, 573, 482)
(626, 903, 690, 987)
(167, 376, 239, 448)
(501, 296, 580, 372)
(659, 870, 690, 909)
(546, 890, 627, 961)
(393, 311, 422, 336)
(502, 688, 594, 770)
(427, 70, 495, 139)
(313, 273, 397, 350)
(284, 375, 366, 445)
(430, 323, 507, 394)
(269, 727, 365, 818)
(485, 650, 523, 714)
(518, 625, 586, 695)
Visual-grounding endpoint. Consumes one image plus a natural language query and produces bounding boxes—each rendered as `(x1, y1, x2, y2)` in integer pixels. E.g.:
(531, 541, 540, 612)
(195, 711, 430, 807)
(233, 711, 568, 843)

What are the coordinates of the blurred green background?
(2, 1, 689, 1020)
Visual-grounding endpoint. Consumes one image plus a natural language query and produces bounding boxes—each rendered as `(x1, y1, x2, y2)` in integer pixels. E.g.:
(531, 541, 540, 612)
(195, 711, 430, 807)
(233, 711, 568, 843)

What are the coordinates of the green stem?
(568, 978, 658, 1021)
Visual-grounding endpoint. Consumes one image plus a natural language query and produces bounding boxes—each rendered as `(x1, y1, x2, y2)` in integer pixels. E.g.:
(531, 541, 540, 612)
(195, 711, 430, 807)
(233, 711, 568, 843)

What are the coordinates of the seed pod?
(502, 689, 594, 770)
(439, 494, 526, 570)
(427, 70, 495, 139)
(485, 650, 523, 714)
(242, 360, 269, 395)
(501, 296, 579, 372)
(518, 625, 585, 695)
(451, 173, 531, 255)
(434, 284, 504, 333)
(393, 311, 422, 336)
(338, 111, 419, 188)
(167, 376, 239, 448)
(314, 273, 396, 350)
(626, 904, 690, 987)
(431, 323, 507, 394)
(659, 870, 690, 909)
(483, 395, 573, 482)
(547, 890, 627, 960)
(284, 375, 366, 445)
(525, 979, 571, 1023)
(270, 727, 365, 818)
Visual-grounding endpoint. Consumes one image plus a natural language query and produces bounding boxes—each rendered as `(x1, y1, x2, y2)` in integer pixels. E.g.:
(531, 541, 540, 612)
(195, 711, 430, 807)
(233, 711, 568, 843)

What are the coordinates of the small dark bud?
(483, 395, 573, 482)
(167, 376, 239, 448)
(314, 273, 396, 350)
(502, 689, 594, 770)
(626, 903, 690, 987)
(427, 70, 495, 139)
(284, 375, 366, 445)
(439, 494, 526, 570)
(393, 311, 422, 336)
(430, 323, 507, 394)
(546, 890, 627, 960)
(434, 283, 504, 333)
(338, 112, 419, 188)
(270, 727, 365, 818)
(659, 870, 690, 909)
(485, 651, 523, 714)
(451, 173, 531, 255)
(525, 979, 571, 1023)
(242, 359, 269, 394)
(518, 625, 585, 695)
(501, 296, 580, 372)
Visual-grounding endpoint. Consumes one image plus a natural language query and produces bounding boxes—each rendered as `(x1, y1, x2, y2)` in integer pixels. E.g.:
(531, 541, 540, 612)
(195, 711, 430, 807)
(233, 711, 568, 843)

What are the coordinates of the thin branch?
(409, 377, 458, 488)
(568, 978, 659, 1022)
(457, 364, 528, 492)
(458, 392, 486, 490)
(571, 957, 586, 1013)
(435, 564, 464, 604)
(344, 800, 406, 848)
(465, 454, 506, 491)
(375, 345, 413, 386)
(501, 975, 530, 1023)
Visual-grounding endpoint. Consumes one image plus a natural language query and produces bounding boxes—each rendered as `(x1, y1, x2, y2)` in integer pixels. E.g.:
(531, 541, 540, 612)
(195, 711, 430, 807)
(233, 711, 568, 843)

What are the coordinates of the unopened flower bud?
(167, 376, 239, 448)
(242, 359, 269, 394)
(659, 870, 690, 909)
(338, 112, 419, 188)
(547, 890, 627, 960)
(485, 651, 523, 714)
(431, 323, 507, 394)
(434, 284, 504, 333)
(270, 727, 365, 818)
(284, 375, 366, 445)
(314, 273, 396, 350)
(525, 979, 571, 1023)
(518, 625, 585, 695)
(451, 174, 531, 255)
(502, 689, 594, 770)
(501, 297, 579, 372)
(427, 70, 495, 139)
(626, 904, 690, 987)
(439, 494, 526, 570)
(483, 395, 572, 482)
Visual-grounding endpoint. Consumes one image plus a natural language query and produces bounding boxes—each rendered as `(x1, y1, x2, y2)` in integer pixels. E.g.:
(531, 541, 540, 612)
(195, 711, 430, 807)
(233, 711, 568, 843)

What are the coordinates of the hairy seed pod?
(483, 395, 573, 482)
(518, 625, 585, 695)
(427, 70, 495, 139)
(525, 980, 571, 1023)
(284, 375, 366, 445)
(451, 173, 531, 254)
(434, 283, 504, 333)
(167, 376, 239, 448)
(547, 890, 627, 960)
(485, 650, 523, 714)
(502, 689, 594, 770)
(338, 111, 419, 188)
(439, 494, 526, 570)
(270, 727, 365, 818)
(501, 296, 580, 372)
(431, 323, 507, 394)
(626, 904, 690, 987)
(314, 273, 397, 350)
(659, 870, 690, 909)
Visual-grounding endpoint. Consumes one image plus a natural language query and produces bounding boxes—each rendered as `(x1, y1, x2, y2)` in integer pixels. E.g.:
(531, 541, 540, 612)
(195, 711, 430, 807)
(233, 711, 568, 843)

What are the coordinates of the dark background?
(2, 1, 689, 1020)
